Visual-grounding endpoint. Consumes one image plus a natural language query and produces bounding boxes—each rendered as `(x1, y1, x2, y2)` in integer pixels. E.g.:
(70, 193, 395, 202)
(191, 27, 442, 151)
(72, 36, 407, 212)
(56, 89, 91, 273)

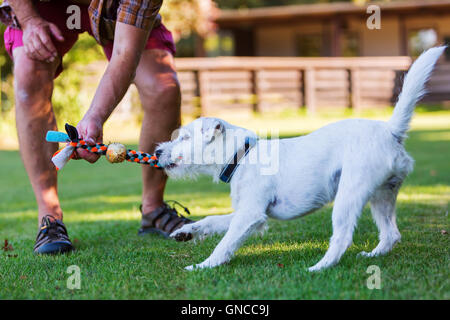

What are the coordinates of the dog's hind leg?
(359, 185, 401, 257)
(185, 210, 267, 270)
(308, 168, 377, 272)
(170, 213, 235, 242)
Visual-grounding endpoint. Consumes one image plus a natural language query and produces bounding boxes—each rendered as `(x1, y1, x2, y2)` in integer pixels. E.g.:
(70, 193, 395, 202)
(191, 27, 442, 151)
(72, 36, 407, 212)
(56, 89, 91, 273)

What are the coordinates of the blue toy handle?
(46, 131, 70, 143)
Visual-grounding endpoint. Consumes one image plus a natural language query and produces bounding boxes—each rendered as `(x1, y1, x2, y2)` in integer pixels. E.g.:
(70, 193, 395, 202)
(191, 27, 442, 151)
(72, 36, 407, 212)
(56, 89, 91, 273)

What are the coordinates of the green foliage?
(160, 0, 218, 42)
(62, 33, 104, 66)
(51, 65, 84, 126)
(1, 24, 14, 114)
(0, 25, 13, 80)
(1, 23, 16, 142)
(52, 34, 105, 126)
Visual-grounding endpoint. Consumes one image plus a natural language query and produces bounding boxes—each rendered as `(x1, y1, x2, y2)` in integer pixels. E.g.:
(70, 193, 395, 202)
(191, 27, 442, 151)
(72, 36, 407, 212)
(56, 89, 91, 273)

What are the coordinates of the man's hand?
(74, 114, 104, 163)
(22, 16, 64, 62)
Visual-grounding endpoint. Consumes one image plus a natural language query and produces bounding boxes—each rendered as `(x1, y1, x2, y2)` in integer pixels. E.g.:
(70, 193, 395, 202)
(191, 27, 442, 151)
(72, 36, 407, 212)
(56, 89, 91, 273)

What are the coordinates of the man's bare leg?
(133, 49, 181, 213)
(13, 47, 62, 224)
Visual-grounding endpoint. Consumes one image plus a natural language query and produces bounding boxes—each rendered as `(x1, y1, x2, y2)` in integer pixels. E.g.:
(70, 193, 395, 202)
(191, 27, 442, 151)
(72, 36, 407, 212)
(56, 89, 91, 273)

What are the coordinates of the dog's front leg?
(185, 211, 267, 270)
(171, 213, 235, 242)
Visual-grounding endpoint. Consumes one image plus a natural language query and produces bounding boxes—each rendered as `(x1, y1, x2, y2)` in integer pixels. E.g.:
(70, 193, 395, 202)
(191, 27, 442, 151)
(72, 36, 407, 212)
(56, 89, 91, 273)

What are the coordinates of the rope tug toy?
(46, 123, 162, 171)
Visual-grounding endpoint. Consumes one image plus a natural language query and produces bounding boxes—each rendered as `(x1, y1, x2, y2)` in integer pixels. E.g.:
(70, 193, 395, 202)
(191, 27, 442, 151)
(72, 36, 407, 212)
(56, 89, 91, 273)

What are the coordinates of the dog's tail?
(388, 46, 446, 141)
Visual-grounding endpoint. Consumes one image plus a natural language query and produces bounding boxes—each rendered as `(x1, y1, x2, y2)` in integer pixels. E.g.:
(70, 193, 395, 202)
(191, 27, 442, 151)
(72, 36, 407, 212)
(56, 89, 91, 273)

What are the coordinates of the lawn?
(0, 111, 449, 299)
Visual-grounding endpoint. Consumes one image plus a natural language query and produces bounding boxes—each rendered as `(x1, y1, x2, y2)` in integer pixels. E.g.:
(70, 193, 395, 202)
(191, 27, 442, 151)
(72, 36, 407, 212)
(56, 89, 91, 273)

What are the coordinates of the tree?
(160, 0, 219, 42)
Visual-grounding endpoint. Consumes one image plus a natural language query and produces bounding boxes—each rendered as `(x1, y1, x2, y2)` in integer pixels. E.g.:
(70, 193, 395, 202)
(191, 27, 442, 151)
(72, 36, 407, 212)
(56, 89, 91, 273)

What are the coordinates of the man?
(1, 0, 192, 254)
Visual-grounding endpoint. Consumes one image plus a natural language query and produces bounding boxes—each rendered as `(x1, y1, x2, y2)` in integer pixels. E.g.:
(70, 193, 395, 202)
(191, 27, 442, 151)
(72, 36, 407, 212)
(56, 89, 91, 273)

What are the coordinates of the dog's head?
(155, 117, 253, 180)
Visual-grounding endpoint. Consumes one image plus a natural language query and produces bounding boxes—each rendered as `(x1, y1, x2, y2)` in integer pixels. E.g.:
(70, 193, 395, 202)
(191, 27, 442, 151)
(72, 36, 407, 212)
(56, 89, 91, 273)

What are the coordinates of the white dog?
(156, 46, 445, 271)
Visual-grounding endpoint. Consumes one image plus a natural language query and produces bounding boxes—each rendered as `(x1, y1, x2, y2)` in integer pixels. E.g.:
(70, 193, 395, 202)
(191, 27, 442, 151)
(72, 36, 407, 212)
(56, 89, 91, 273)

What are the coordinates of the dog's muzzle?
(154, 147, 180, 170)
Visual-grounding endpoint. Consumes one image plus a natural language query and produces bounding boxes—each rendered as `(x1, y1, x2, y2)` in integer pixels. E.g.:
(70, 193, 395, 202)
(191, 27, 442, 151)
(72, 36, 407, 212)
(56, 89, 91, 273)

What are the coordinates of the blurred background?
(1, 0, 450, 148)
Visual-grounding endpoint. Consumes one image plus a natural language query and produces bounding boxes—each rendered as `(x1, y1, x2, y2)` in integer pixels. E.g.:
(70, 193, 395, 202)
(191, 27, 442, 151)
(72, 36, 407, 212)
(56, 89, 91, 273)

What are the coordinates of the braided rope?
(70, 141, 160, 167)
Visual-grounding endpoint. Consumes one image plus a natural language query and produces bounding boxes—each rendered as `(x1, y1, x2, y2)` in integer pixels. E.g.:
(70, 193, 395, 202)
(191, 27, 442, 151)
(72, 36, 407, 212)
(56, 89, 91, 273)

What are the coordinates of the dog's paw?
(185, 265, 195, 271)
(308, 259, 335, 272)
(185, 257, 225, 271)
(170, 225, 194, 242)
(173, 231, 193, 242)
(170, 222, 211, 242)
(184, 263, 208, 271)
(308, 265, 322, 272)
(358, 250, 387, 258)
(357, 251, 373, 257)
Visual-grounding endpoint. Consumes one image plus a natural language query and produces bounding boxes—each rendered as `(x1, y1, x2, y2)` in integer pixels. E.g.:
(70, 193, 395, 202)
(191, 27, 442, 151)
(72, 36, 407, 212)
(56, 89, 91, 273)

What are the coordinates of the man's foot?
(34, 215, 73, 254)
(138, 201, 194, 238)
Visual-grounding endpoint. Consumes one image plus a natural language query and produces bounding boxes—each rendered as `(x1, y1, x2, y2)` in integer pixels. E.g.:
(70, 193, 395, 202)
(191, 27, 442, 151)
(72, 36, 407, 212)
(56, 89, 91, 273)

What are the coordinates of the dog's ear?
(203, 119, 224, 143)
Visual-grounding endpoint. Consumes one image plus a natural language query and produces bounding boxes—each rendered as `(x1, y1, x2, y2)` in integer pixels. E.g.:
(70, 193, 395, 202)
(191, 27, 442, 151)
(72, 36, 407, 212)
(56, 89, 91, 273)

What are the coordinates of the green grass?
(0, 113, 449, 299)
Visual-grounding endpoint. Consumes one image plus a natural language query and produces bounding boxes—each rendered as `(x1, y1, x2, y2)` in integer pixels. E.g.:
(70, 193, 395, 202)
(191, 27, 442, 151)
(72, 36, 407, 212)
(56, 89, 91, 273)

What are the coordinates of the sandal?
(138, 201, 194, 238)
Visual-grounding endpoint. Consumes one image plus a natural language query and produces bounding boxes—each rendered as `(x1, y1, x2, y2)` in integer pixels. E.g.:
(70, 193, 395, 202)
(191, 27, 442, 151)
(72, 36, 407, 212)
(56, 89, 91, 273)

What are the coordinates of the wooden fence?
(174, 56, 418, 116)
(425, 63, 450, 103)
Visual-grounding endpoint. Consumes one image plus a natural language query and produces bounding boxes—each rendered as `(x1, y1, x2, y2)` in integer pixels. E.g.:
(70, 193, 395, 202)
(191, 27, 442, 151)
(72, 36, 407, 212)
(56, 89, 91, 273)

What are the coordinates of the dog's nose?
(155, 149, 163, 158)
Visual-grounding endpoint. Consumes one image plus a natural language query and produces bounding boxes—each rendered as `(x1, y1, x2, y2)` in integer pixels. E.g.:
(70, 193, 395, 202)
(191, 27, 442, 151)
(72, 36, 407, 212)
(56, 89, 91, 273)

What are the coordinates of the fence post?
(193, 70, 202, 118)
(349, 68, 361, 110)
(250, 70, 260, 113)
(197, 70, 210, 117)
(299, 69, 305, 109)
(304, 67, 316, 113)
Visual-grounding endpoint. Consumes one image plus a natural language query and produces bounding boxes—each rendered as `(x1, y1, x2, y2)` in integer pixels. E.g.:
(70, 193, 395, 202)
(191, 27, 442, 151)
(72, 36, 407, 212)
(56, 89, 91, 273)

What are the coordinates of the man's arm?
(7, 0, 39, 25)
(8, 0, 39, 26)
(75, 22, 150, 162)
(8, 0, 64, 62)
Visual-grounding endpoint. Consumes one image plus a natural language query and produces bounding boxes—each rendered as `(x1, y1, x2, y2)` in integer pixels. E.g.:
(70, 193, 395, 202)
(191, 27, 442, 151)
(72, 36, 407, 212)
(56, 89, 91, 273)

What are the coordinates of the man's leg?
(13, 47, 62, 223)
(132, 49, 192, 237)
(133, 49, 181, 213)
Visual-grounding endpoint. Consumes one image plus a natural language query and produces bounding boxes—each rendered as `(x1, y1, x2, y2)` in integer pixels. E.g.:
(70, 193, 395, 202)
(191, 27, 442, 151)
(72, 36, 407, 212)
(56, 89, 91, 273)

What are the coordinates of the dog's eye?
(182, 135, 190, 141)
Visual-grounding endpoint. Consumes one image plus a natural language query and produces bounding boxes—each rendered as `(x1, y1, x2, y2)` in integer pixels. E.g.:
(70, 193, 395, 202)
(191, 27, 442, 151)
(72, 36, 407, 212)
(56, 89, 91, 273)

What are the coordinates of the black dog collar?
(219, 136, 258, 183)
